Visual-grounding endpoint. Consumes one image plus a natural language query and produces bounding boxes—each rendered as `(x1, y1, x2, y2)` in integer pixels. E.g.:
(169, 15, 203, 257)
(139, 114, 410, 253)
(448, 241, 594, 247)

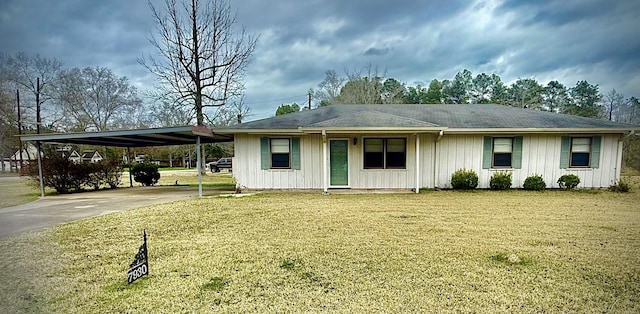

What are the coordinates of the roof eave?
(444, 127, 638, 134)
(214, 128, 305, 134)
(299, 127, 446, 133)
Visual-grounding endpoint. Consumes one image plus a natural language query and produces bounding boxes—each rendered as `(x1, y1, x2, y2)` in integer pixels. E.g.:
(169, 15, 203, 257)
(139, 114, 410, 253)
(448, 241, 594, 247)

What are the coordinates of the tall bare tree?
(140, 0, 258, 127)
(3, 52, 63, 131)
(54, 67, 142, 131)
(336, 64, 386, 104)
(313, 70, 345, 106)
(207, 95, 250, 126)
(604, 89, 625, 121)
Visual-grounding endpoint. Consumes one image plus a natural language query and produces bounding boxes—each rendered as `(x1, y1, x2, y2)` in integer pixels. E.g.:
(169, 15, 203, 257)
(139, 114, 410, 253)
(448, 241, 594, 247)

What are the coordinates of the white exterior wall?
(349, 134, 417, 189)
(435, 133, 622, 189)
(234, 132, 623, 190)
(234, 133, 421, 190)
(233, 133, 323, 189)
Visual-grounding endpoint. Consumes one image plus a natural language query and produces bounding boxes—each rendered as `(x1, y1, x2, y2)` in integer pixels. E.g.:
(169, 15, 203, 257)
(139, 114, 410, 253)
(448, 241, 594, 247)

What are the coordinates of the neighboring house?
(63, 150, 83, 163)
(81, 151, 103, 163)
(218, 104, 638, 192)
(8, 143, 39, 169)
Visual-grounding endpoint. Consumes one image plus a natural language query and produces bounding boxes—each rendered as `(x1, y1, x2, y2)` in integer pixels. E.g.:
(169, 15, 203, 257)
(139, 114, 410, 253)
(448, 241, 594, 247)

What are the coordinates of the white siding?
(234, 133, 623, 190)
(234, 133, 420, 190)
(349, 134, 416, 189)
(434, 134, 622, 189)
(234, 134, 323, 189)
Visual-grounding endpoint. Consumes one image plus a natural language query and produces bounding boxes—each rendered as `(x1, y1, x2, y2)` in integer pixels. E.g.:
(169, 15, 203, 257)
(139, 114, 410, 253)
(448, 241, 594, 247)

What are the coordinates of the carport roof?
(19, 126, 233, 147)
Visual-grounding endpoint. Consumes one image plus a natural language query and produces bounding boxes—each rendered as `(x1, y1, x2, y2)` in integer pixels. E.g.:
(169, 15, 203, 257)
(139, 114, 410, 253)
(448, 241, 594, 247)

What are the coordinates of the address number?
(128, 263, 148, 283)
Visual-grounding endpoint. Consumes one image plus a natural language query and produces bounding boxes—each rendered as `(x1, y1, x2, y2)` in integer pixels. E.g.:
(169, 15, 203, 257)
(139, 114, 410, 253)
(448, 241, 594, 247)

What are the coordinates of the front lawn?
(0, 176, 40, 208)
(1, 184, 639, 312)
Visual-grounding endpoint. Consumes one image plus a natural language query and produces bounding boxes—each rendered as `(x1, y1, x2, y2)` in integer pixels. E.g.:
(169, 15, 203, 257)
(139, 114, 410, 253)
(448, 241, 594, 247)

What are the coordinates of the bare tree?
(207, 95, 250, 126)
(604, 89, 625, 121)
(151, 100, 194, 127)
(140, 0, 258, 127)
(3, 52, 63, 131)
(313, 70, 345, 106)
(336, 64, 386, 104)
(54, 67, 142, 131)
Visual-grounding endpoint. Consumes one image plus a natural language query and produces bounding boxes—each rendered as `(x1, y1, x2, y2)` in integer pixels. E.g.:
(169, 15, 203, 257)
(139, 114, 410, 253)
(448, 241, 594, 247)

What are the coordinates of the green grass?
(121, 171, 235, 188)
(0, 176, 40, 208)
(158, 167, 188, 171)
(1, 178, 639, 312)
(157, 172, 235, 187)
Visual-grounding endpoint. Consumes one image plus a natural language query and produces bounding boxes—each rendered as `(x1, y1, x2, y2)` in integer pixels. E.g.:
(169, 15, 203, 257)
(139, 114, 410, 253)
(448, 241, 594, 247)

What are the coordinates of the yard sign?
(127, 230, 149, 283)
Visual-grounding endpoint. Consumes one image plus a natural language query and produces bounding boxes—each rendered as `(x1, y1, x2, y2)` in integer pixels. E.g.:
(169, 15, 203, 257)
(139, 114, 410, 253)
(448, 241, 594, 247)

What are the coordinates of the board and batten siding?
(234, 133, 323, 189)
(234, 133, 422, 190)
(350, 134, 417, 189)
(434, 134, 622, 189)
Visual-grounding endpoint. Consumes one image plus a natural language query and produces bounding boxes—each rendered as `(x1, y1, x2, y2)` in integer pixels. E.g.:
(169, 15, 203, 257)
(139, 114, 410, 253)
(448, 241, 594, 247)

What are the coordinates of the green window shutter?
(482, 136, 492, 169)
(591, 136, 601, 169)
(260, 137, 270, 170)
(560, 136, 570, 169)
(291, 137, 301, 170)
(513, 136, 523, 169)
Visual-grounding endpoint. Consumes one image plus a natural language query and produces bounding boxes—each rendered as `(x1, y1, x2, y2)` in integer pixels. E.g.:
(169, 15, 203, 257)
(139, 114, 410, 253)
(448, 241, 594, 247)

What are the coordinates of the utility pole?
(17, 89, 23, 171)
(35, 78, 45, 197)
(308, 92, 312, 110)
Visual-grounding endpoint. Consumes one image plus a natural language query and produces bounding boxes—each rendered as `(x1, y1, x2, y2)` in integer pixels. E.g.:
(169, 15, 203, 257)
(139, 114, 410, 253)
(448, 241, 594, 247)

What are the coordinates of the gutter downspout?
(433, 130, 444, 189)
(322, 130, 328, 194)
(415, 134, 420, 193)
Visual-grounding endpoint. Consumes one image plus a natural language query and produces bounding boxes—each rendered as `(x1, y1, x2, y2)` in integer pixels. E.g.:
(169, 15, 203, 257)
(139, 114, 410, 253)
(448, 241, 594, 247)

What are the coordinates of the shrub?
(92, 160, 123, 189)
(557, 174, 580, 190)
(489, 172, 512, 190)
(451, 169, 478, 190)
(523, 174, 546, 191)
(26, 152, 124, 193)
(609, 179, 631, 192)
(131, 162, 160, 186)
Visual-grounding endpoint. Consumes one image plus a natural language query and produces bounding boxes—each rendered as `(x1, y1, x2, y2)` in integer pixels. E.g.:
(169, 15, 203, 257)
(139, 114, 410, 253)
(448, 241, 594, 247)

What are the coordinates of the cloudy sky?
(1, 0, 639, 120)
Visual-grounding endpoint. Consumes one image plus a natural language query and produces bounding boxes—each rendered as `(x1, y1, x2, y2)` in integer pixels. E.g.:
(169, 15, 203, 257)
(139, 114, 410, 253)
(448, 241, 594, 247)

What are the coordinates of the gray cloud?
(1, 0, 639, 120)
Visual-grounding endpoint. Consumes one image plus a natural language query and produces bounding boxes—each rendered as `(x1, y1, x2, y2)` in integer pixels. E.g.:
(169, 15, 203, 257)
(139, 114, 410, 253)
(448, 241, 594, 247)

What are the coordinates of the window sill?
(489, 168, 515, 171)
(566, 168, 594, 171)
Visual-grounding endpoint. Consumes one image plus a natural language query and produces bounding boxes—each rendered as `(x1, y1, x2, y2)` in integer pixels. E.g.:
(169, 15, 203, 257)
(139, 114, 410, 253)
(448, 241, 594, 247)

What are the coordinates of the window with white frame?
(570, 137, 591, 167)
(493, 137, 513, 167)
(270, 138, 290, 168)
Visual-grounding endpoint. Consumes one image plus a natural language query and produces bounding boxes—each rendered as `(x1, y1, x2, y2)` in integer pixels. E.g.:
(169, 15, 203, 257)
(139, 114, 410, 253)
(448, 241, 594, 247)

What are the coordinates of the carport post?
(196, 135, 202, 197)
(36, 141, 45, 198)
(127, 147, 133, 187)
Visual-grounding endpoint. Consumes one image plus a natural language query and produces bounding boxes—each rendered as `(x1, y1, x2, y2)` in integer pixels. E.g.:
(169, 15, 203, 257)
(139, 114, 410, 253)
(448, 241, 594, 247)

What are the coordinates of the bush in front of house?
(131, 162, 160, 186)
(489, 172, 512, 190)
(451, 169, 478, 190)
(609, 179, 631, 192)
(523, 174, 546, 191)
(557, 174, 580, 190)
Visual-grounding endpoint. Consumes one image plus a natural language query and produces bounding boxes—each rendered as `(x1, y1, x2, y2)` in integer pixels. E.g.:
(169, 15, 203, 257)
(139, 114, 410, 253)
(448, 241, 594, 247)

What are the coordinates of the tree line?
(274, 66, 640, 170)
(304, 67, 639, 124)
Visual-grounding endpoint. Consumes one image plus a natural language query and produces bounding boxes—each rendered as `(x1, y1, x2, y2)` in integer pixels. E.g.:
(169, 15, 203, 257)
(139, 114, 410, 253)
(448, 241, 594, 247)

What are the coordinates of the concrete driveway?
(0, 185, 233, 238)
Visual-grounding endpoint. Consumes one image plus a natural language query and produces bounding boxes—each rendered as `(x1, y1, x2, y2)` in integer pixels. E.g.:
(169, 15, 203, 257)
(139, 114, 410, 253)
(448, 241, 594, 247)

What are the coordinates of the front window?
(364, 138, 406, 169)
(493, 138, 513, 167)
(270, 138, 290, 168)
(570, 137, 591, 167)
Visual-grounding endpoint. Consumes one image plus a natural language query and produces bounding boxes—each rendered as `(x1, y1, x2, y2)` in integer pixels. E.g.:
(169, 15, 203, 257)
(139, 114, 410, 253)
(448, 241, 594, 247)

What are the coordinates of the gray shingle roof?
(227, 104, 636, 130)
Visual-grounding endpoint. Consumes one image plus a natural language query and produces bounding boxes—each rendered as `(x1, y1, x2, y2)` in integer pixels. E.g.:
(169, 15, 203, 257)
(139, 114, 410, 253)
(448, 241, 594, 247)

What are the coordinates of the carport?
(19, 126, 234, 198)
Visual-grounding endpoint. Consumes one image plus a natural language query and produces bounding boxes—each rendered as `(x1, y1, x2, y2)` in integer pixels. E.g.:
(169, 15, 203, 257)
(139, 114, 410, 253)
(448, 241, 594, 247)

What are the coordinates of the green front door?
(330, 140, 349, 186)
